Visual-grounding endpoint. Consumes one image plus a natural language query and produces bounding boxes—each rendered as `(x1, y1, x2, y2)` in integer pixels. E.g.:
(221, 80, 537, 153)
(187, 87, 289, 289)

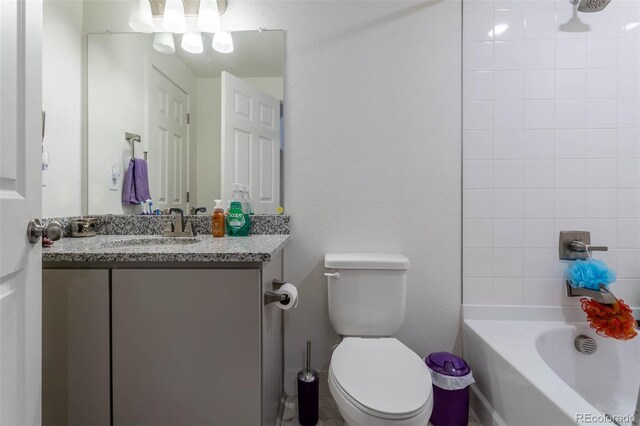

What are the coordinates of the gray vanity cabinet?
(112, 269, 262, 425)
(43, 270, 111, 426)
(43, 251, 284, 426)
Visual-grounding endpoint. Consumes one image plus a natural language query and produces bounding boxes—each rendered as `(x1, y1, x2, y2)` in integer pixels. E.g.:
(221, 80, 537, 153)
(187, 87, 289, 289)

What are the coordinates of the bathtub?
(463, 312, 640, 426)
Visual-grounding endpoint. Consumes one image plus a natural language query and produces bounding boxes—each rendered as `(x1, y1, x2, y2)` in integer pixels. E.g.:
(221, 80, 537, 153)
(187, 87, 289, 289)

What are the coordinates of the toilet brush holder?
(297, 340, 319, 426)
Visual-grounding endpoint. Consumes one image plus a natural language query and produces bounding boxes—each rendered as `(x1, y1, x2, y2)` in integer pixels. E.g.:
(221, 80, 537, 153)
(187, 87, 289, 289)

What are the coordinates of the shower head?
(570, 0, 613, 12)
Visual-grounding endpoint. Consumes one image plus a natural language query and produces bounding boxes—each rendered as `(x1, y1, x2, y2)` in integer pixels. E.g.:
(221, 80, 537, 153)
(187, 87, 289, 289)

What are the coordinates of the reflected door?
(148, 66, 189, 212)
(0, 0, 43, 424)
(221, 72, 280, 214)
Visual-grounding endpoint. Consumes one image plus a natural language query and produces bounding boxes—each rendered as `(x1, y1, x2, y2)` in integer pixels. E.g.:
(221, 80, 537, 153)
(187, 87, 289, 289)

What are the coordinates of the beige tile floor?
(282, 395, 482, 426)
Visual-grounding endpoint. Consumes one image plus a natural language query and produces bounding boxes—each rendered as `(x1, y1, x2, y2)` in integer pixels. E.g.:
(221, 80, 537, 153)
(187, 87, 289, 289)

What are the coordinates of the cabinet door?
(42, 269, 110, 426)
(112, 269, 261, 426)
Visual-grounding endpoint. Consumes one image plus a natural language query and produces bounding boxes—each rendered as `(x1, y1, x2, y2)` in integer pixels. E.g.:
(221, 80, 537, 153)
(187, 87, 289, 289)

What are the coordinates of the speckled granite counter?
(42, 234, 289, 263)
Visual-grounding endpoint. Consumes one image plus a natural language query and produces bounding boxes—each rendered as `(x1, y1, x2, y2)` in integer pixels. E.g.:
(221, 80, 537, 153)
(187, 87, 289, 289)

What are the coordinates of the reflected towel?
(122, 158, 151, 205)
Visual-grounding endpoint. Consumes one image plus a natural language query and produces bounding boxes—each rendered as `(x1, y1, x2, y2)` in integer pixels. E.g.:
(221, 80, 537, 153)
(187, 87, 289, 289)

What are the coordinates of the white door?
(221, 72, 280, 214)
(148, 66, 189, 213)
(0, 0, 43, 424)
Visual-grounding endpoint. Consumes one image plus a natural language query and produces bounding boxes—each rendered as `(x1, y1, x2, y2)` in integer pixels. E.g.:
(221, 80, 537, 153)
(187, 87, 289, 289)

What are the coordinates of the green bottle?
(226, 183, 250, 236)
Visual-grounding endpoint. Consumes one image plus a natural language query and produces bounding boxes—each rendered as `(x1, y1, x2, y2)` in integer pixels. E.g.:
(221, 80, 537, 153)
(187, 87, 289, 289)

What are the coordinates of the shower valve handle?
(569, 240, 608, 253)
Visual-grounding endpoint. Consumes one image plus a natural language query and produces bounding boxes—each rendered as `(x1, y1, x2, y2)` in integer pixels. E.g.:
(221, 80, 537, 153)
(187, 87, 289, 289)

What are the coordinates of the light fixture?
(129, 0, 154, 33)
(197, 0, 221, 33)
(212, 31, 233, 53)
(181, 31, 204, 54)
(153, 32, 175, 54)
(162, 0, 187, 33)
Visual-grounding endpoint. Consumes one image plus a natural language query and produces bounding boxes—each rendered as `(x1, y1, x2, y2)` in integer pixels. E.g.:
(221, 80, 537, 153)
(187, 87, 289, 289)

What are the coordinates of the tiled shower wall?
(463, 0, 640, 306)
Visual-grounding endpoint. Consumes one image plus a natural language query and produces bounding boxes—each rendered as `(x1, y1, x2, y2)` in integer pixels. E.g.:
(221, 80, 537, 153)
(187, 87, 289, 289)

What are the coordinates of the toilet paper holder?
(264, 279, 291, 306)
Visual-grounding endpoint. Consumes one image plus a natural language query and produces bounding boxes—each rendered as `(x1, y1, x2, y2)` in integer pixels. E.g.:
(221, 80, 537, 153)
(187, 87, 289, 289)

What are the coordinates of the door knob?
(27, 219, 62, 243)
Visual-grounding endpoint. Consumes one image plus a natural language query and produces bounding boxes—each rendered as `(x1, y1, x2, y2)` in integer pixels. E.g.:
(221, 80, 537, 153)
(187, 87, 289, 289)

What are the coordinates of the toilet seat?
(329, 338, 432, 420)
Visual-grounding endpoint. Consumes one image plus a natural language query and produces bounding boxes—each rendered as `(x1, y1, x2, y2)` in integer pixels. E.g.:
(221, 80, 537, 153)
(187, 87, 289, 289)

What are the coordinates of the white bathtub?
(463, 314, 640, 425)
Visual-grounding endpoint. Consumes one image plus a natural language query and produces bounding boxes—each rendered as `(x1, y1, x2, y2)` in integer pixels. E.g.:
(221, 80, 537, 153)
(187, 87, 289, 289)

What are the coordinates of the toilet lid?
(330, 338, 432, 419)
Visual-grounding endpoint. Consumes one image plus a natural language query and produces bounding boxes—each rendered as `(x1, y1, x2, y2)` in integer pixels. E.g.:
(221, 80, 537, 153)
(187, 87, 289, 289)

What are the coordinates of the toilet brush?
(297, 340, 319, 425)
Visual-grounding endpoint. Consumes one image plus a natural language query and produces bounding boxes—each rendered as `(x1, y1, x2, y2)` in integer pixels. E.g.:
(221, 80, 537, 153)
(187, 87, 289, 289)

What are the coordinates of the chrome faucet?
(163, 208, 196, 237)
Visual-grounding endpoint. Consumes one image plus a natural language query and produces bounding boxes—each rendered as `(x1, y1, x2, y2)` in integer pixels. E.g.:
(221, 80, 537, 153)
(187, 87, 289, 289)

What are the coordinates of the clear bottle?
(243, 184, 255, 215)
(226, 183, 250, 236)
(212, 199, 225, 237)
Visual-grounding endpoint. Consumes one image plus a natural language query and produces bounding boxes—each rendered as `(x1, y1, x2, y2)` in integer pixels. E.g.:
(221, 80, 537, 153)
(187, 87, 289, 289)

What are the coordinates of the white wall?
(462, 0, 640, 307)
(42, 0, 84, 217)
(85, 0, 463, 396)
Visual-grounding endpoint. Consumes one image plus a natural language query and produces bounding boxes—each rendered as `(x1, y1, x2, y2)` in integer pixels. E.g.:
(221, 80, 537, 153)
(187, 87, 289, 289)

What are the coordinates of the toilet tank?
(324, 253, 410, 337)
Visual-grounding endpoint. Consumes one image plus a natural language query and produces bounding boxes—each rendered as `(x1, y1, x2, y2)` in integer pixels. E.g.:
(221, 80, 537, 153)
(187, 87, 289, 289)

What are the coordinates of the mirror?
(87, 30, 284, 215)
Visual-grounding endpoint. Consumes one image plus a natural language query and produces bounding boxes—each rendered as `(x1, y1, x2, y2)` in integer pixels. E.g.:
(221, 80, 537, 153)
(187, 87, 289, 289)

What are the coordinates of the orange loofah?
(580, 297, 638, 340)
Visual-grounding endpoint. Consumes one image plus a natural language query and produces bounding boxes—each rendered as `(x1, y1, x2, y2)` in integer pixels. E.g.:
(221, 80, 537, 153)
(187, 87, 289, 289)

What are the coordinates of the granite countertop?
(42, 234, 290, 263)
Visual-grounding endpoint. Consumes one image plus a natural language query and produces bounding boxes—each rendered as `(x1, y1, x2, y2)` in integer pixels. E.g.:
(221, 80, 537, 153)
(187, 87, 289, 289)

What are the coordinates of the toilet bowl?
(328, 337, 433, 426)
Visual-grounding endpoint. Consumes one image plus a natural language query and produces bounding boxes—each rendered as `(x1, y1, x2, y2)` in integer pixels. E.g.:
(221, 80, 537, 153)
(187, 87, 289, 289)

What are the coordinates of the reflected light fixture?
(162, 0, 187, 33)
(489, 23, 508, 37)
(153, 32, 176, 54)
(212, 31, 234, 53)
(181, 31, 204, 54)
(197, 0, 221, 33)
(129, 0, 154, 33)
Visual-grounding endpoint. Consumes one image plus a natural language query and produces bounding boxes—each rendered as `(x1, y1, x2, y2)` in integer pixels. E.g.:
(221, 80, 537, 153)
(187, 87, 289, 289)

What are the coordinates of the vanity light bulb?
(129, 0, 154, 33)
(212, 32, 234, 53)
(197, 0, 221, 33)
(181, 32, 204, 54)
(153, 32, 175, 54)
(162, 0, 187, 33)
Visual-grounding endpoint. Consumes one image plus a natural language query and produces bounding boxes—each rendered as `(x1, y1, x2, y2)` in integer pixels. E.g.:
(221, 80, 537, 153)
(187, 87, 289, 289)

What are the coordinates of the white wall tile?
(555, 129, 586, 158)
(555, 189, 586, 218)
(555, 159, 586, 188)
(524, 9, 557, 39)
(494, 189, 524, 217)
(617, 128, 640, 158)
(494, 10, 525, 41)
(586, 189, 617, 218)
(585, 6, 618, 39)
(524, 40, 556, 69)
(494, 160, 524, 188)
(524, 189, 555, 218)
(494, 70, 525, 100)
(524, 100, 555, 128)
(523, 278, 555, 305)
(586, 68, 618, 99)
(493, 277, 524, 304)
(617, 219, 640, 248)
(464, 11, 494, 42)
(464, 219, 493, 247)
(464, 101, 494, 129)
(556, 69, 586, 99)
(464, 189, 494, 218)
(587, 38, 618, 69)
(585, 159, 617, 188)
(494, 248, 524, 277)
(493, 219, 524, 247)
(524, 220, 555, 248)
(524, 130, 555, 158)
(463, 278, 494, 304)
(494, 41, 525, 70)
(464, 129, 493, 159)
(618, 98, 640, 127)
(464, 160, 494, 188)
(556, 39, 587, 69)
(494, 100, 525, 129)
(463, 248, 493, 277)
(617, 159, 640, 188)
(556, 99, 586, 128)
(464, 42, 494, 71)
(586, 218, 617, 247)
(524, 159, 555, 188)
(587, 98, 618, 128)
(616, 68, 640, 98)
(586, 129, 617, 159)
(525, 70, 555, 99)
(494, 130, 524, 159)
(618, 38, 640, 68)
(464, 71, 494, 101)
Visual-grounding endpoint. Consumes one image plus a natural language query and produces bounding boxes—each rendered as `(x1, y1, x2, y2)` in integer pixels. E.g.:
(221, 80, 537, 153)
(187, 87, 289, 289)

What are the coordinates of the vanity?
(42, 216, 289, 426)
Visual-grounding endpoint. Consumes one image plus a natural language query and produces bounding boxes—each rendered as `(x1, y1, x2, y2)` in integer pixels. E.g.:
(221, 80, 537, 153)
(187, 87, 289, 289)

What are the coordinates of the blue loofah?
(567, 259, 616, 291)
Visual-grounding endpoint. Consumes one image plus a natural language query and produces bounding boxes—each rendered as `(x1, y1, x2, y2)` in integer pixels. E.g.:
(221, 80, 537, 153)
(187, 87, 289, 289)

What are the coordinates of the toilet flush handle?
(324, 272, 340, 279)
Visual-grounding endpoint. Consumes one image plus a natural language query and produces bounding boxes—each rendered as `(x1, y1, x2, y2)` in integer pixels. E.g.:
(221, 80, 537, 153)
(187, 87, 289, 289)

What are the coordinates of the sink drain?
(575, 335, 597, 355)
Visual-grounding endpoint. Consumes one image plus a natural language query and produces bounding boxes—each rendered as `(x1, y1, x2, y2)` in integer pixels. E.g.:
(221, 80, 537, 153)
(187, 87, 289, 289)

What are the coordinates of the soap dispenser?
(212, 199, 225, 237)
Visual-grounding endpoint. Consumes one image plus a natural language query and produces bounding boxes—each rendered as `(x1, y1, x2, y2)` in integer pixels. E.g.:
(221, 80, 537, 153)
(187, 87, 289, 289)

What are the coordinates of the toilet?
(324, 253, 433, 426)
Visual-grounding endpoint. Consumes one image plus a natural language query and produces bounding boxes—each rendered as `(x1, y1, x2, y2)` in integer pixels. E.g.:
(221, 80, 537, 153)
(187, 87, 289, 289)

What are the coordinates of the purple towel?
(122, 158, 151, 205)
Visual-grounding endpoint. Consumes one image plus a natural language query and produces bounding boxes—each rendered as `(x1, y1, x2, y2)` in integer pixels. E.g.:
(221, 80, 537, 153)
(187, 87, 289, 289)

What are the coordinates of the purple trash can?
(425, 352, 473, 426)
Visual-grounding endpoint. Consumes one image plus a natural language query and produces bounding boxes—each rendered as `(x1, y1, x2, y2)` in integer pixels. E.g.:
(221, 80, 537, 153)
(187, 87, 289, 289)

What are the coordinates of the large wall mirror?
(87, 30, 284, 215)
